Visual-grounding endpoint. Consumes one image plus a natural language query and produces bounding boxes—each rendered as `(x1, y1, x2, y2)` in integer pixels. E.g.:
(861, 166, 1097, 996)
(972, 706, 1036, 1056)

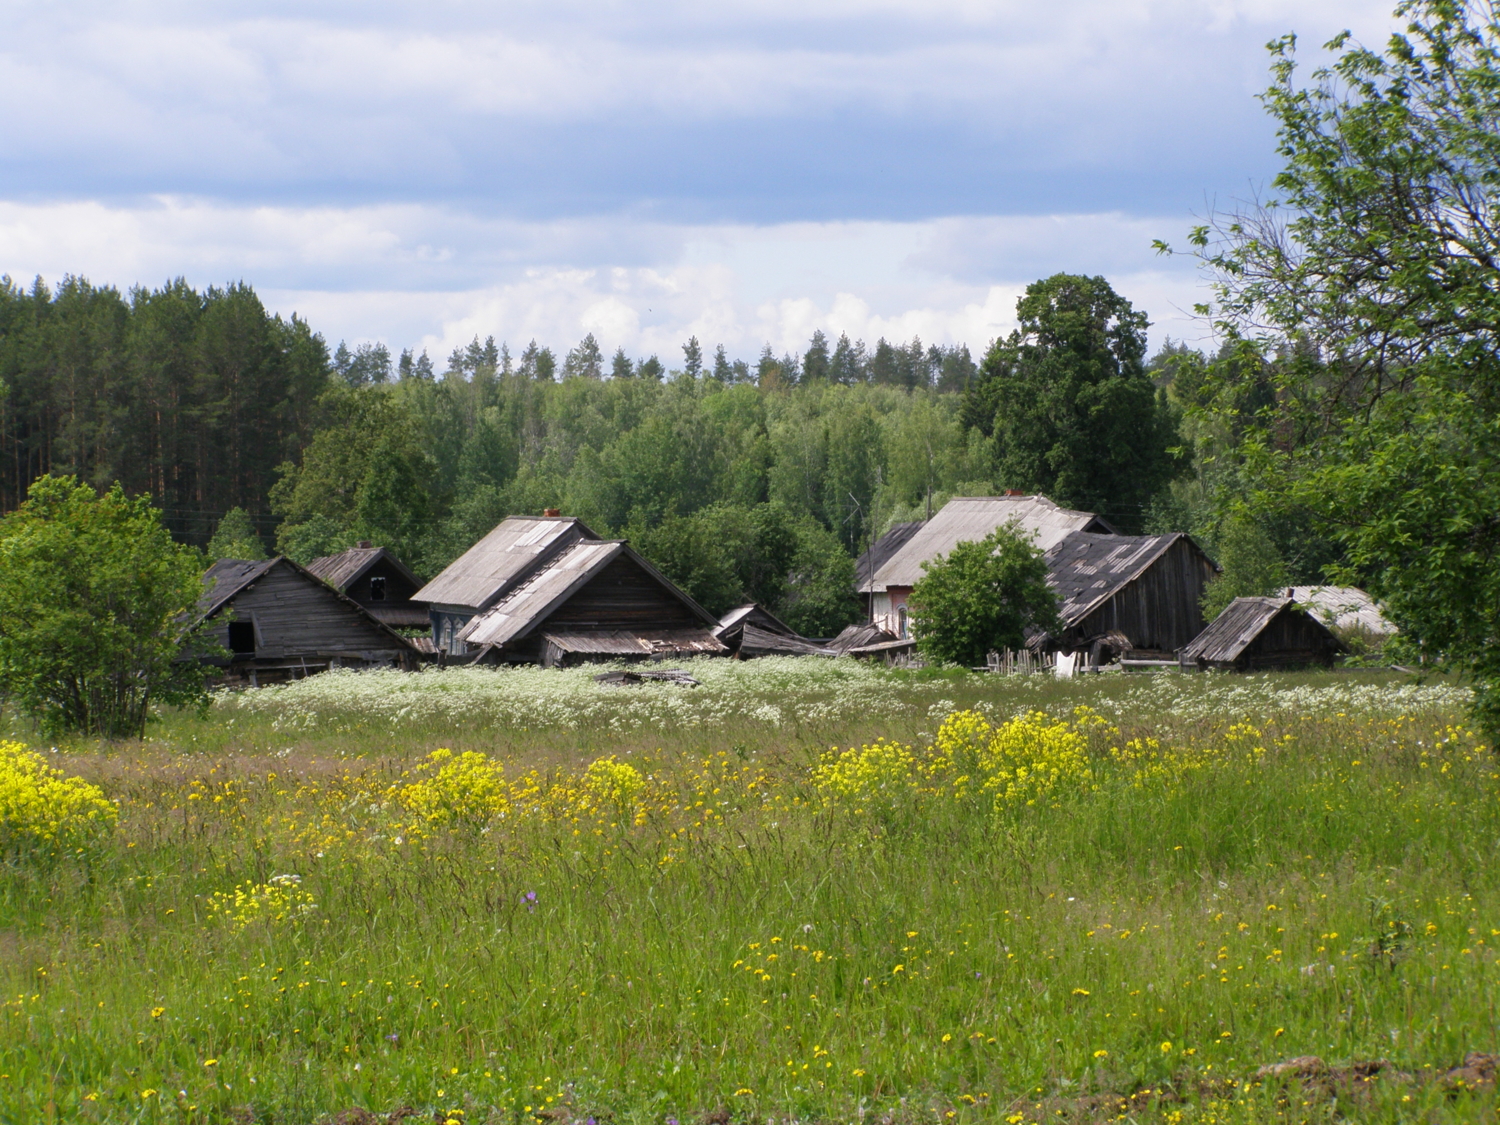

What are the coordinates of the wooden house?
(198, 558, 418, 686)
(1180, 596, 1345, 671)
(1040, 531, 1219, 661)
(861, 496, 1114, 637)
(306, 543, 428, 629)
(454, 539, 727, 666)
(413, 515, 599, 656)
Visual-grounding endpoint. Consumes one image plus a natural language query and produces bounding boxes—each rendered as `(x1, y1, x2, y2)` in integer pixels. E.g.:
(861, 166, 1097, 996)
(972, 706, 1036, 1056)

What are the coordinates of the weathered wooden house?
(861, 496, 1114, 637)
(198, 558, 418, 685)
(1180, 596, 1345, 671)
(454, 539, 727, 666)
(413, 515, 599, 656)
(306, 543, 428, 629)
(1040, 531, 1219, 661)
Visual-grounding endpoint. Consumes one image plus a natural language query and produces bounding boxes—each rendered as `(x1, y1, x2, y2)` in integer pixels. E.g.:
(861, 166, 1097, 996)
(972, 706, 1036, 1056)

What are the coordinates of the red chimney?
(543, 508, 561, 517)
(1004, 489, 1025, 497)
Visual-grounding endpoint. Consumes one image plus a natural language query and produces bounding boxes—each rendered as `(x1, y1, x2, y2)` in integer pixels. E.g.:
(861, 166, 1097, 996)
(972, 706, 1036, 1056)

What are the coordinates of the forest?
(0, 270, 1308, 636)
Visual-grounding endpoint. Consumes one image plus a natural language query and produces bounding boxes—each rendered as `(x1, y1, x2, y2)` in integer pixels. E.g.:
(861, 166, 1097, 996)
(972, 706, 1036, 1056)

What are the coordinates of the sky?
(0, 0, 1400, 368)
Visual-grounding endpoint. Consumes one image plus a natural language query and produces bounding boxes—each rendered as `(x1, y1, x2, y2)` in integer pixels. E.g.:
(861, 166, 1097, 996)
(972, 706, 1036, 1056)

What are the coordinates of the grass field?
(1, 660, 1497, 1124)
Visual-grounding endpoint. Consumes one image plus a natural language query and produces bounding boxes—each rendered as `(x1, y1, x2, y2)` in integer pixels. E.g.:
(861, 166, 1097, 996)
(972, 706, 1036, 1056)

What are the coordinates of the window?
(897, 606, 908, 639)
(228, 620, 256, 655)
(369, 575, 387, 602)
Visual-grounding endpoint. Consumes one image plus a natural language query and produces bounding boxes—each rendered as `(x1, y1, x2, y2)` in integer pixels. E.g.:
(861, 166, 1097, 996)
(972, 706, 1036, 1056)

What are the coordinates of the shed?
(456, 540, 727, 667)
(1180, 596, 1345, 671)
(198, 558, 418, 686)
(863, 496, 1114, 636)
(306, 543, 427, 629)
(1040, 531, 1219, 660)
(413, 515, 599, 655)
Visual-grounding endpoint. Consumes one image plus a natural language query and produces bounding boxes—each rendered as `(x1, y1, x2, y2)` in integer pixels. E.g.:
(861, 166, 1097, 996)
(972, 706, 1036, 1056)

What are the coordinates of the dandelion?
(1160, 1041, 1172, 1054)
(1093, 1050, 1108, 1059)
(150, 1007, 165, 1019)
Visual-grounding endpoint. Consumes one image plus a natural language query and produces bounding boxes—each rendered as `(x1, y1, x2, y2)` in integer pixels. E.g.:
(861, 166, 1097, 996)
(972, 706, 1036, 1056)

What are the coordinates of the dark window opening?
(370, 575, 387, 602)
(228, 620, 256, 655)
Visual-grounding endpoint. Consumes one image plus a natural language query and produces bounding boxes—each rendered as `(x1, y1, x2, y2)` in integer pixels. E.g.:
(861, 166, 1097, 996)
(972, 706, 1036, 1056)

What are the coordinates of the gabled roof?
(855, 521, 924, 593)
(715, 603, 797, 640)
(457, 540, 718, 648)
(196, 556, 416, 650)
(1180, 596, 1342, 664)
(306, 545, 421, 593)
(867, 496, 1114, 592)
(1287, 585, 1396, 635)
(1046, 531, 1200, 628)
(200, 558, 278, 618)
(414, 515, 597, 610)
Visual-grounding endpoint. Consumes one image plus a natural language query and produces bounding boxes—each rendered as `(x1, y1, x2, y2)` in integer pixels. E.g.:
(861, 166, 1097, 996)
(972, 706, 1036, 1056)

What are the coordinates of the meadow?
(1, 660, 1496, 1124)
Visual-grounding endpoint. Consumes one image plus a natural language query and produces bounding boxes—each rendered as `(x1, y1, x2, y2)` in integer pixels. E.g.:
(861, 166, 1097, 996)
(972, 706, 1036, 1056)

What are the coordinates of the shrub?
(0, 740, 117, 853)
(398, 748, 510, 828)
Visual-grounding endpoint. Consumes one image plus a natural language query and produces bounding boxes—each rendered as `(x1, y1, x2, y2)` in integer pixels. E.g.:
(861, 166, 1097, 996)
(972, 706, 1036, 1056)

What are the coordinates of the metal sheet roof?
(413, 516, 594, 610)
(1287, 585, 1396, 635)
(868, 496, 1112, 592)
(458, 540, 624, 646)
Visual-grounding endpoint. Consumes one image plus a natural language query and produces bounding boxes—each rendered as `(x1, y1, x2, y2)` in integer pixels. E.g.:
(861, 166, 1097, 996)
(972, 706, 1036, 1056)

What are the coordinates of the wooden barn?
(1181, 596, 1345, 671)
(413, 514, 599, 656)
(455, 539, 727, 666)
(198, 558, 418, 686)
(1040, 531, 1220, 661)
(306, 543, 428, 629)
(862, 496, 1115, 637)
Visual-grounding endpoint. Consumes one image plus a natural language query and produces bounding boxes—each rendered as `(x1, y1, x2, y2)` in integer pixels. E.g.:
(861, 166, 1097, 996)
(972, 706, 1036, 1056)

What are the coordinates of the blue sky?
(0, 0, 1397, 364)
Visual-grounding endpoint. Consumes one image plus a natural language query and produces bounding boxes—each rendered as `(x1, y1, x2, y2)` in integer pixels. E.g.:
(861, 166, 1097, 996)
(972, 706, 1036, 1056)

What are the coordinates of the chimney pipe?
(543, 508, 561, 517)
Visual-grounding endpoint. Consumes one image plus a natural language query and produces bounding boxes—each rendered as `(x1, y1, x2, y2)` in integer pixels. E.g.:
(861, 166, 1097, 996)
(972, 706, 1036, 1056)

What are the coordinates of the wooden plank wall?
(1072, 539, 1217, 654)
(541, 555, 702, 630)
(344, 559, 422, 610)
(208, 565, 411, 660)
(1241, 611, 1339, 669)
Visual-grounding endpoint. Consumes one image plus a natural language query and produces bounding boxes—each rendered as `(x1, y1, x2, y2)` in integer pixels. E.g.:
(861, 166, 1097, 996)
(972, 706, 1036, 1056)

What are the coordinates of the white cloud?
(0, 195, 1208, 362)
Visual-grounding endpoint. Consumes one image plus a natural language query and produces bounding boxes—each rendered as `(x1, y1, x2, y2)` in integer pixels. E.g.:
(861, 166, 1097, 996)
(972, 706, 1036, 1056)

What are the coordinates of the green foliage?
(0, 276, 329, 541)
(1200, 512, 1289, 619)
(0, 476, 212, 737)
(907, 523, 1060, 666)
(1179, 1, 1500, 737)
(205, 507, 266, 561)
(963, 274, 1186, 530)
(626, 502, 857, 635)
(270, 386, 438, 573)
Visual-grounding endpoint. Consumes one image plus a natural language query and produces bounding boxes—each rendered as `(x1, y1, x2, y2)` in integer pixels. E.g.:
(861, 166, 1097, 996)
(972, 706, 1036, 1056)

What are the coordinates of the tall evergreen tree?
(962, 274, 1184, 529)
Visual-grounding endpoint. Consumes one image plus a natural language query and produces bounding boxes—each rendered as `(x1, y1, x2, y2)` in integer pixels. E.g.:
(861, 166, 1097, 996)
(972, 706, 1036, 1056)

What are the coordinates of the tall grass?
(0, 664, 1494, 1123)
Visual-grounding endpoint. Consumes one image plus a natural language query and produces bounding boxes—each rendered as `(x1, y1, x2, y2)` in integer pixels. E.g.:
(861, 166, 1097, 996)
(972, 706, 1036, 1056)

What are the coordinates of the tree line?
(2, 268, 1230, 635)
